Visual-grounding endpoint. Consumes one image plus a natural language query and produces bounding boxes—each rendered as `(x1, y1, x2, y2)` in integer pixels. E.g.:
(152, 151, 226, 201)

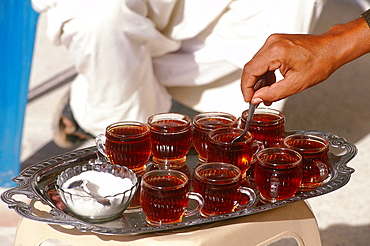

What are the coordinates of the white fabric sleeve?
(30, 0, 56, 13)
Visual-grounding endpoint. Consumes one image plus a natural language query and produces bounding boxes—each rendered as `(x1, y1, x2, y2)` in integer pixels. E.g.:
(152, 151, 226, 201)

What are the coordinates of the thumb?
(252, 77, 298, 103)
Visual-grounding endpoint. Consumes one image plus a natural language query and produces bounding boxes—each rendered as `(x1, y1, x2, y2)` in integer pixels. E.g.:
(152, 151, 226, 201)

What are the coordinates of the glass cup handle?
(252, 140, 264, 155)
(237, 117, 243, 128)
(270, 174, 279, 199)
(237, 187, 257, 209)
(95, 134, 107, 157)
(313, 160, 329, 182)
(184, 192, 204, 218)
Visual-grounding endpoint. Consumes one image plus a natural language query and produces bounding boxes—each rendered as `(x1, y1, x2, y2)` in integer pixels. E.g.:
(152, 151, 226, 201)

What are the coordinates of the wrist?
(322, 17, 370, 68)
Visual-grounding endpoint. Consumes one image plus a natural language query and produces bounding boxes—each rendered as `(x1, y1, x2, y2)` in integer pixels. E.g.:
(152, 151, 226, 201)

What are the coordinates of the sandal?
(53, 92, 94, 149)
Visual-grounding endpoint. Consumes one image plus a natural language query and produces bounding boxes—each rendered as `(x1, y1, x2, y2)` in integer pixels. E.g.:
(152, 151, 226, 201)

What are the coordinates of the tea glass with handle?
(95, 121, 151, 175)
(240, 107, 285, 148)
(193, 162, 257, 217)
(284, 133, 330, 191)
(254, 147, 303, 203)
(207, 127, 264, 177)
(192, 112, 238, 162)
(147, 113, 192, 166)
(140, 169, 204, 225)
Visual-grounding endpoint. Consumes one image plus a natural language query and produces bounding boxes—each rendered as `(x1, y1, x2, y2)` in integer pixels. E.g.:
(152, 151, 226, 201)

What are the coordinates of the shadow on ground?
(283, 53, 370, 144)
(320, 223, 370, 246)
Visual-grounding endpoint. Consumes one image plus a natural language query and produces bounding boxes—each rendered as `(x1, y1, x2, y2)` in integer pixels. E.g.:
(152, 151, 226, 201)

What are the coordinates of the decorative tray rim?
(1, 130, 357, 235)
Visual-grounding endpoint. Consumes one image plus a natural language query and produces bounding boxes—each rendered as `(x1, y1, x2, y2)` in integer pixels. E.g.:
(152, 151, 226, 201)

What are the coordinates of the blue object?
(0, 1, 39, 187)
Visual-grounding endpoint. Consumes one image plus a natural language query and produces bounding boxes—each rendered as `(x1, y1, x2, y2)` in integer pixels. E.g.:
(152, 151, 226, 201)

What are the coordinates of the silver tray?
(1, 130, 357, 235)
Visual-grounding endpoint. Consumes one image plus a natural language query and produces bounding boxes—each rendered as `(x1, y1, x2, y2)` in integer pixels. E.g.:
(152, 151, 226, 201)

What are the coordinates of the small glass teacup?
(193, 162, 257, 217)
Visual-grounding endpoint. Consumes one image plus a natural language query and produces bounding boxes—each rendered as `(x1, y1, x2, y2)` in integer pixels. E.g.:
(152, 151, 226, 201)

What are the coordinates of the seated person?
(31, 0, 326, 148)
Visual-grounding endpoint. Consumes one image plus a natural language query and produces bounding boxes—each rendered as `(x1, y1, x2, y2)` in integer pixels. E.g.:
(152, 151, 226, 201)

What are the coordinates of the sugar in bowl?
(56, 162, 138, 222)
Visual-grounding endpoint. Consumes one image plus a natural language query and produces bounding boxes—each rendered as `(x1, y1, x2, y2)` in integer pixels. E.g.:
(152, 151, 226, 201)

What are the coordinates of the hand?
(241, 17, 370, 105)
(241, 33, 336, 105)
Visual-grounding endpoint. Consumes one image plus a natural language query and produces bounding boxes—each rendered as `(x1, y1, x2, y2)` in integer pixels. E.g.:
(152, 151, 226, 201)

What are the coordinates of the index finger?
(240, 64, 267, 102)
(241, 65, 276, 103)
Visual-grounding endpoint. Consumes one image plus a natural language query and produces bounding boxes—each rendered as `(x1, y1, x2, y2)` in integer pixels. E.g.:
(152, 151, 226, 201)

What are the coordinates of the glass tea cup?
(254, 148, 303, 203)
(240, 107, 285, 148)
(207, 127, 263, 176)
(95, 121, 151, 175)
(193, 162, 257, 217)
(140, 169, 204, 225)
(147, 113, 192, 165)
(192, 112, 238, 162)
(284, 134, 330, 191)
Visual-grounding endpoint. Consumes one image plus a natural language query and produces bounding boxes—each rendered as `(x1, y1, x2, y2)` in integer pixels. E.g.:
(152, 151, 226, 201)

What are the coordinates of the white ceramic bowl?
(56, 162, 138, 222)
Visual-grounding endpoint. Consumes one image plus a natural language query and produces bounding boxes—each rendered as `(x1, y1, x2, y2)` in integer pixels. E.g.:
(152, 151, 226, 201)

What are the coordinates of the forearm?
(322, 17, 370, 71)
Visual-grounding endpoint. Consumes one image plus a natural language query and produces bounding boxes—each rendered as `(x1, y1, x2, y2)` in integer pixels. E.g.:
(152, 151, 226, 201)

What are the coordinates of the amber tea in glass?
(193, 112, 237, 162)
(193, 162, 256, 217)
(207, 127, 263, 176)
(95, 121, 151, 174)
(240, 108, 285, 148)
(148, 113, 192, 165)
(254, 148, 303, 203)
(140, 170, 203, 225)
(284, 134, 330, 191)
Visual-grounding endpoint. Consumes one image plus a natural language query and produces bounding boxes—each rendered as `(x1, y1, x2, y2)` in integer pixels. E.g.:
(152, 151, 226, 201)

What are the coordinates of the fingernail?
(252, 98, 263, 104)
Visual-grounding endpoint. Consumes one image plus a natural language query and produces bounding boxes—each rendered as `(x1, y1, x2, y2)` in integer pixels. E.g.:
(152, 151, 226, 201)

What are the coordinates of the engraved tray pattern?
(1, 130, 357, 235)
